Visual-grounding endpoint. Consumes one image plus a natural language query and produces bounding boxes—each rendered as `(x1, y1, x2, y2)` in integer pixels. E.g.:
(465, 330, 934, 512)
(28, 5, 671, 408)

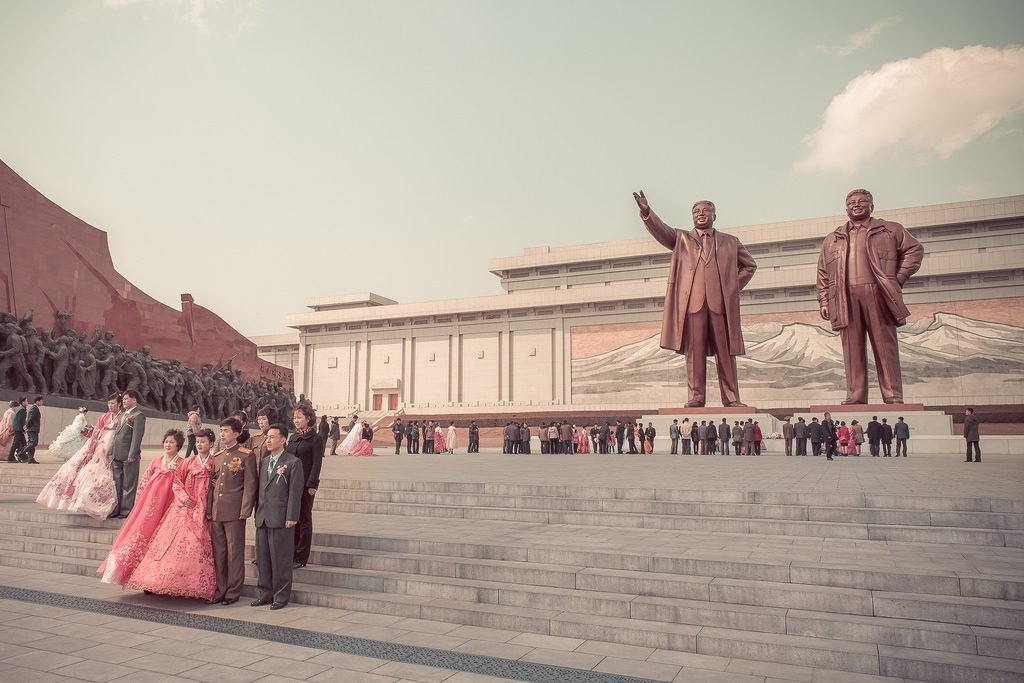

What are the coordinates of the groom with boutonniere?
(251, 423, 303, 610)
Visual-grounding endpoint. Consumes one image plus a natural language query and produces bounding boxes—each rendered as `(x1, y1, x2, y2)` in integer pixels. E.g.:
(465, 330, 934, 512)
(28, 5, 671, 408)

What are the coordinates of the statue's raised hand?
(632, 190, 650, 215)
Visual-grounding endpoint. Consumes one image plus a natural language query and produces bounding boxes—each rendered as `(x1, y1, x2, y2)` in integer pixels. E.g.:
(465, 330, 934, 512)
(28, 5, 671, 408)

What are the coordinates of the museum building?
(256, 195, 1024, 416)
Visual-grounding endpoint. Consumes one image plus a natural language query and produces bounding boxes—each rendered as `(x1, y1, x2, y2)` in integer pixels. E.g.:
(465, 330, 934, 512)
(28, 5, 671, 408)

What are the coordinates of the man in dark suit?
(866, 416, 882, 457)
(423, 421, 434, 454)
(614, 421, 625, 454)
(407, 421, 419, 454)
(635, 193, 757, 407)
(251, 424, 303, 610)
(880, 418, 894, 457)
(21, 396, 42, 463)
(963, 407, 981, 463)
(715, 418, 729, 456)
(626, 422, 637, 454)
(782, 417, 794, 456)
(793, 417, 808, 456)
(6, 397, 27, 462)
(669, 420, 680, 455)
(822, 413, 838, 461)
(108, 389, 146, 516)
(391, 418, 404, 455)
(600, 422, 611, 454)
(207, 417, 258, 604)
(808, 417, 823, 457)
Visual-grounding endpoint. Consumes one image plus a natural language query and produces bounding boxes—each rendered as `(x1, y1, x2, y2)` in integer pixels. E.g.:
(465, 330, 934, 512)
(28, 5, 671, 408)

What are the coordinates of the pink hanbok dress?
(126, 453, 216, 599)
(433, 428, 446, 453)
(98, 454, 181, 585)
(37, 411, 120, 520)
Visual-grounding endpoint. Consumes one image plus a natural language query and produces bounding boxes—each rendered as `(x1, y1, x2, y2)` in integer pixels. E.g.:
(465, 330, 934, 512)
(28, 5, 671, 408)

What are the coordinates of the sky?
(1, 0, 1022, 336)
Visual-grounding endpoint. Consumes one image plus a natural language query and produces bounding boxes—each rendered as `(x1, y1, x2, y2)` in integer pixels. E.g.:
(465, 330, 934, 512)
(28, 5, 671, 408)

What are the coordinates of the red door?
(388, 393, 399, 410)
(372, 393, 383, 410)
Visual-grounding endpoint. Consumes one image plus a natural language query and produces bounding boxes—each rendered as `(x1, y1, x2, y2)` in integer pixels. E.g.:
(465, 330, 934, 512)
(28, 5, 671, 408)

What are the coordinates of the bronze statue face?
(691, 202, 716, 230)
(845, 191, 873, 222)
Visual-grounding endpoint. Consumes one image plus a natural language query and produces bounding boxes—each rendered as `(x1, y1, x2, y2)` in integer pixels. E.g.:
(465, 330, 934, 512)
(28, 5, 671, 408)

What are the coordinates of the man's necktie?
(700, 232, 711, 264)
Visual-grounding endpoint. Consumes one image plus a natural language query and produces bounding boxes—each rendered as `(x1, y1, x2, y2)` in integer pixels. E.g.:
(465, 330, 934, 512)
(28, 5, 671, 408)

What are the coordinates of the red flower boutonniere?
(125, 416, 135, 429)
(275, 464, 288, 477)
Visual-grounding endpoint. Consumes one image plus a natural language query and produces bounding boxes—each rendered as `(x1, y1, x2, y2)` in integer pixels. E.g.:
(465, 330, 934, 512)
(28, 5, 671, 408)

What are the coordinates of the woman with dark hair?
(287, 405, 322, 569)
(126, 427, 217, 600)
(99, 428, 185, 585)
(37, 393, 122, 519)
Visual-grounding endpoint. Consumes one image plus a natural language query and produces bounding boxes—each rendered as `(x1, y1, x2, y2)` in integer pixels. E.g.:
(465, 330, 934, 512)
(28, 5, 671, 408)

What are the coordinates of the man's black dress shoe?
(270, 602, 287, 610)
(27, 459, 39, 464)
(250, 598, 272, 607)
(118, 513, 129, 518)
(221, 598, 238, 605)
(292, 561, 306, 569)
(143, 590, 153, 595)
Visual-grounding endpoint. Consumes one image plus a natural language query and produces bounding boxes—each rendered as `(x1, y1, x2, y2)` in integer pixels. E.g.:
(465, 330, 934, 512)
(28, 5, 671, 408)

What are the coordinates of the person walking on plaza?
(288, 404, 323, 568)
(392, 418, 405, 455)
(782, 417, 794, 456)
(731, 420, 742, 456)
(850, 419, 864, 456)
(446, 421, 457, 454)
(880, 418, 894, 457)
(208, 417, 257, 604)
(7, 397, 27, 462)
(894, 417, 910, 457)
(468, 421, 480, 453)
(669, 419, 680, 454)
(407, 420, 419, 454)
(793, 417, 808, 456)
(326, 417, 341, 456)
(742, 419, 755, 456)
(822, 413, 837, 461)
(837, 421, 851, 456)
(680, 418, 692, 454)
(22, 396, 43, 463)
(519, 423, 531, 454)
(964, 408, 981, 462)
(867, 416, 882, 456)
(718, 418, 731, 455)
(185, 405, 202, 457)
(809, 417, 823, 457)
(109, 389, 146, 516)
(251, 423, 303, 610)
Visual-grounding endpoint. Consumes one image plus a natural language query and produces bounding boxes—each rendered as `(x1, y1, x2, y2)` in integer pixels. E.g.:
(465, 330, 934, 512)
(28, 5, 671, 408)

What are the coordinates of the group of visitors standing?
(1, 396, 45, 463)
(668, 418, 762, 455)
(33, 398, 323, 610)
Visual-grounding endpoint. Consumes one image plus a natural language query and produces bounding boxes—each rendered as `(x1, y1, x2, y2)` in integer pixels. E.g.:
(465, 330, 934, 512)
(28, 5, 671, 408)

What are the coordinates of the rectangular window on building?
(538, 267, 560, 275)
(613, 260, 642, 268)
(568, 263, 602, 272)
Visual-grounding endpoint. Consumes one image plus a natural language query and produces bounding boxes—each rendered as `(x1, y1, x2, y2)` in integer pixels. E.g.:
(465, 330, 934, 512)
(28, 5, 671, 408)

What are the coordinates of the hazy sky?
(1, 0, 1022, 336)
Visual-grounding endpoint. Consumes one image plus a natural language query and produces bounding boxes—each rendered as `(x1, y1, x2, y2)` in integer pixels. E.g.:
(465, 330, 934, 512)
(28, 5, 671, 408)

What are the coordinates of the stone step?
(696, 626, 880, 674)
(310, 498, 1024, 547)
(878, 644, 1024, 683)
(5, 472, 1023, 514)
(786, 608, 979, 653)
(872, 591, 1024, 629)
(313, 487, 1024, 529)
(3, 505, 1022, 604)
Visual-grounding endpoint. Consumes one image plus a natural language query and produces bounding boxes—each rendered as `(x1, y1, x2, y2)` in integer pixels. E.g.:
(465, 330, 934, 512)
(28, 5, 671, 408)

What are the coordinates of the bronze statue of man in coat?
(634, 192, 757, 407)
(816, 189, 924, 404)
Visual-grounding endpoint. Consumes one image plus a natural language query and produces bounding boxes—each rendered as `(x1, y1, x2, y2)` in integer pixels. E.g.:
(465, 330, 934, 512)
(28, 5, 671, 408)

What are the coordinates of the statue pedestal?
(643, 408, 780, 441)
(658, 406, 761, 415)
(808, 403, 926, 412)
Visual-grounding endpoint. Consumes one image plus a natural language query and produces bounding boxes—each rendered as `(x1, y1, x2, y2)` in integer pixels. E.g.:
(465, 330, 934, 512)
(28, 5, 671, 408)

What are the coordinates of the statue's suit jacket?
(255, 451, 304, 528)
(643, 211, 756, 355)
(108, 407, 145, 461)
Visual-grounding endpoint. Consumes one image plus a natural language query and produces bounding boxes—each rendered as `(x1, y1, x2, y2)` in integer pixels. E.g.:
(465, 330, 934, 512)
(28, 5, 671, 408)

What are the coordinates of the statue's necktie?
(700, 232, 711, 265)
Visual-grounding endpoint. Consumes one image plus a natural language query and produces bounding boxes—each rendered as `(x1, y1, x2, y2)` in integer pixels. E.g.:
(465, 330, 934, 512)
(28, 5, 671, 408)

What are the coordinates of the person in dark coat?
(286, 404, 323, 569)
(880, 418, 894, 457)
(626, 422, 637, 454)
(793, 417, 808, 456)
(731, 420, 742, 456)
(894, 417, 910, 457)
(407, 420, 419, 454)
(690, 421, 700, 454)
(519, 423, 531, 454)
(644, 423, 656, 453)
(614, 421, 625, 454)
(866, 416, 882, 457)
(718, 418, 731, 455)
(808, 417, 823, 457)
(963, 407, 981, 462)
(601, 423, 612, 454)
(6, 397, 27, 462)
(669, 419, 681, 454)
(705, 421, 717, 454)
(468, 421, 480, 453)
(742, 419, 756, 456)
(22, 396, 43, 464)
(822, 413, 837, 461)
(752, 421, 763, 456)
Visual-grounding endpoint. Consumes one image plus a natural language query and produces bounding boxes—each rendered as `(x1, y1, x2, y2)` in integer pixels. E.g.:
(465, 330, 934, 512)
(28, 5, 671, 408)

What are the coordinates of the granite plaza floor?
(0, 447, 1021, 683)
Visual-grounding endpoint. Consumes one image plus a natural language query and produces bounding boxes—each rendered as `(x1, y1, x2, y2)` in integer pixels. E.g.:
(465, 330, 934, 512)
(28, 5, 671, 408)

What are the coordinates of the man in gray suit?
(108, 389, 146, 518)
(251, 423, 304, 610)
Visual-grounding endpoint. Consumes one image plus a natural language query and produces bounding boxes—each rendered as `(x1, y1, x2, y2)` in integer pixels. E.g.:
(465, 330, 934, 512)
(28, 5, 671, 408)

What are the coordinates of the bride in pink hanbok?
(98, 429, 184, 586)
(126, 428, 216, 600)
(37, 395, 121, 520)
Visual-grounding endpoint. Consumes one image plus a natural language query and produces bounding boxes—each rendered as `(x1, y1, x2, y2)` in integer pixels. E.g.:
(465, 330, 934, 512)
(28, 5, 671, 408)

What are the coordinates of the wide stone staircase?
(1, 467, 1022, 682)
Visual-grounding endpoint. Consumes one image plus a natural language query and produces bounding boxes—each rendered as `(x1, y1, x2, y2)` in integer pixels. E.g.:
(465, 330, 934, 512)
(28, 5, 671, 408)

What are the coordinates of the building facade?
(266, 196, 1024, 414)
